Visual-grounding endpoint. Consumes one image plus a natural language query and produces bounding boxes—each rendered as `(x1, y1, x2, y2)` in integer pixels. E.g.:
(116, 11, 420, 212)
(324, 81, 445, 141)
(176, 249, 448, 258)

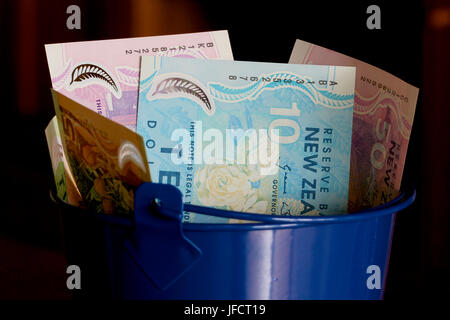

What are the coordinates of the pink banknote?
(289, 39, 419, 212)
(45, 30, 234, 131)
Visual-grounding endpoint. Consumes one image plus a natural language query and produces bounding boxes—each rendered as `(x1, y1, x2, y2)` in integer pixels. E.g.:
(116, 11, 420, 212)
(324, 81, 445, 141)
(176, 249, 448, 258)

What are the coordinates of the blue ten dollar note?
(137, 56, 355, 223)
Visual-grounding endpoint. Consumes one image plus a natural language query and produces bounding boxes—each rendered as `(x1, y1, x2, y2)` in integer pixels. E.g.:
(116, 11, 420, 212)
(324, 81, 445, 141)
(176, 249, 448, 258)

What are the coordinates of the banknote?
(45, 30, 234, 131)
(52, 90, 151, 216)
(45, 116, 82, 205)
(289, 39, 419, 212)
(137, 56, 356, 223)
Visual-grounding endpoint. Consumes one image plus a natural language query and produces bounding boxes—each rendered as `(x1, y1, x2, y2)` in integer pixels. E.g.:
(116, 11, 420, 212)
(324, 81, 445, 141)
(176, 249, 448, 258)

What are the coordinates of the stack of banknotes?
(45, 30, 419, 223)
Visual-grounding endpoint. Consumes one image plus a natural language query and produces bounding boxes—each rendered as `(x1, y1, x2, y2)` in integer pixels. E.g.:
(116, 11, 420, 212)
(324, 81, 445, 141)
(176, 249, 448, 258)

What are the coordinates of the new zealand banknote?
(289, 39, 419, 212)
(137, 56, 356, 223)
(45, 30, 234, 131)
(52, 90, 151, 216)
(45, 116, 82, 205)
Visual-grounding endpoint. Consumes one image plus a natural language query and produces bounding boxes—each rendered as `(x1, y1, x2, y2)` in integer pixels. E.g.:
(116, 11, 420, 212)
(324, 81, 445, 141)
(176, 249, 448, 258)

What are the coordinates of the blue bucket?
(52, 182, 415, 300)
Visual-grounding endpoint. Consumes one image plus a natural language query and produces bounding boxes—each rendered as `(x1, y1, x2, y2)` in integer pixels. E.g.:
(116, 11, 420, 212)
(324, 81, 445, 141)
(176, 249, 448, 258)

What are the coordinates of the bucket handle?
(181, 187, 416, 225)
(124, 183, 202, 291)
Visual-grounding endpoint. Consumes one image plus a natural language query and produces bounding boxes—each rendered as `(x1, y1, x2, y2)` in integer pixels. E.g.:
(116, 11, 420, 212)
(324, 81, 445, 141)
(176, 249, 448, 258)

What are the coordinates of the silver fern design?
(150, 76, 215, 115)
(69, 63, 119, 94)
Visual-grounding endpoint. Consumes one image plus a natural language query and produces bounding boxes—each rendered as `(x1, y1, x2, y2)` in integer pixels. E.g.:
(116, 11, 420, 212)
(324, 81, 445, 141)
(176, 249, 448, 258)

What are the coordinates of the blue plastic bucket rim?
(51, 185, 416, 231)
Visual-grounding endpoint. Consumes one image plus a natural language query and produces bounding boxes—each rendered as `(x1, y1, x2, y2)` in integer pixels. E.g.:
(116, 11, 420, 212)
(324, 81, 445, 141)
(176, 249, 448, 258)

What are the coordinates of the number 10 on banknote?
(137, 57, 356, 222)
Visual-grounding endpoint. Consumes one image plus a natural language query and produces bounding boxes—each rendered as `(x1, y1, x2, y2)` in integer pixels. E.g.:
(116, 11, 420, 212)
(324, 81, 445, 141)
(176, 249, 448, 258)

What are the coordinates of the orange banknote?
(52, 89, 151, 216)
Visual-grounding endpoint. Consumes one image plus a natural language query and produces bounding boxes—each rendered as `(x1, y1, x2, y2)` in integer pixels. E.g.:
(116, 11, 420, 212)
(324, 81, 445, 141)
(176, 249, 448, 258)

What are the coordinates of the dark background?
(0, 0, 448, 299)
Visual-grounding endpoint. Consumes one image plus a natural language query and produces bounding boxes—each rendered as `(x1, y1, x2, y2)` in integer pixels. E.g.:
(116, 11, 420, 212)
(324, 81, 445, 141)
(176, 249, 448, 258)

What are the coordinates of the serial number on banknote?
(360, 75, 410, 103)
(228, 74, 338, 85)
(125, 43, 215, 55)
